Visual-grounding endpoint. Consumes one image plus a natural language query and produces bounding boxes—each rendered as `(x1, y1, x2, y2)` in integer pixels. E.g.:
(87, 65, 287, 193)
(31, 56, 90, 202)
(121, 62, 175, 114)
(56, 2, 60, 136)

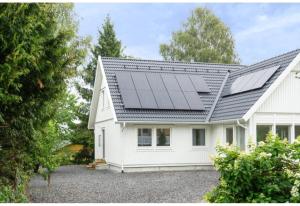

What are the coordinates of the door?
(102, 128, 105, 159)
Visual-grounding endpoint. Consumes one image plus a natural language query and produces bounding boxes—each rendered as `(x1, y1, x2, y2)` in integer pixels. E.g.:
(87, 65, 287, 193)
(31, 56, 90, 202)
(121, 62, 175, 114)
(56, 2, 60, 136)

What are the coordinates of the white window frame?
(156, 128, 171, 147)
(224, 126, 235, 145)
(276, 124, 292, 142)
(137, 128, 153, 147)
(192, 128, 207, 148)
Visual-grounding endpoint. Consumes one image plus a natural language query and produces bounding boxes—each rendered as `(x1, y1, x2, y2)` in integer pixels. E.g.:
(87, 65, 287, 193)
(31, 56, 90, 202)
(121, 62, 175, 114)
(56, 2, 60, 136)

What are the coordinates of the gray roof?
(101, 49, 300, 123)
(210, 49, 300, 122)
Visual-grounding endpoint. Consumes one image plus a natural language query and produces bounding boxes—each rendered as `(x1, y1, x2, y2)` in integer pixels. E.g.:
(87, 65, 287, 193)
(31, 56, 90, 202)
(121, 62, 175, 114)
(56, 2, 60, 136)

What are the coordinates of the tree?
(73, 15, 123, 162)
(0, 3, 88, 198)
(160, 7, 239, 64)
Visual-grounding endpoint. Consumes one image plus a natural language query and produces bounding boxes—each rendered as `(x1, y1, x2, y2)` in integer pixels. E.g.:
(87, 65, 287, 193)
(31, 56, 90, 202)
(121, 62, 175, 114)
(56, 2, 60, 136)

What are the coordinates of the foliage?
(160, 7, 239, 64)
(205, 133, 300, 203)
(0, 3, 88, 201)
(73, 15, 123, 163)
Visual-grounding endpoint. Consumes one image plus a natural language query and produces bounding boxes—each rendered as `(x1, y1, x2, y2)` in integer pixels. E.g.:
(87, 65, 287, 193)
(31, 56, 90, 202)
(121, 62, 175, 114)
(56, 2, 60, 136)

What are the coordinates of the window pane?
(257, 125, 272, 142)
(276, 125, 290, 140)
(157, 128, 170, 146)
(296, 126, 300, 139)
(138, 128, 152, 146)
(193, 129, 205, 146)
(226, 128, 233, 145)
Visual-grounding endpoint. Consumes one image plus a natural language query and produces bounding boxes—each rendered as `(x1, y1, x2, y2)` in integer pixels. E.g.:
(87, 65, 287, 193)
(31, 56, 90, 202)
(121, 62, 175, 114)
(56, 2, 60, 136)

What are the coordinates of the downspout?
(121, 122, 126, 173)
(206, 70, 231, 122)
(237, 119, 247, 129)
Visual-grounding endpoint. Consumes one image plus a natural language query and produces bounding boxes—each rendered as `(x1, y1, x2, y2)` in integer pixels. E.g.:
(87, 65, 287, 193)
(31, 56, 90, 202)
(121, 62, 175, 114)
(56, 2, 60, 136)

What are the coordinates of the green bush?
(205, 134, 300, 203)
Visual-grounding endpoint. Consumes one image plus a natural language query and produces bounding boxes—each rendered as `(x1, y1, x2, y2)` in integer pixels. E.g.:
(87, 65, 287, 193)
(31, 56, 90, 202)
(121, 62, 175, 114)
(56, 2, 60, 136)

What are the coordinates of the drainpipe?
(121, 122, 126, 173)
(237, 119, 247, 129)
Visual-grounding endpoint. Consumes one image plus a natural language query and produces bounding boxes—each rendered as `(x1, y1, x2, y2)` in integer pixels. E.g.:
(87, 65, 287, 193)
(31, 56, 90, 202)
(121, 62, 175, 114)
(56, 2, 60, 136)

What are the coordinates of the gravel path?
(29, 165, 219, 203)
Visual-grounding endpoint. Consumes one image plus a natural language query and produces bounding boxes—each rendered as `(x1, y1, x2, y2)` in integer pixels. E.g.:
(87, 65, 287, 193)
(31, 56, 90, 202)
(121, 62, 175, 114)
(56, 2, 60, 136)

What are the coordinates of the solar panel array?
(224, 65, 280, 96)
(116, 71, 210, 110)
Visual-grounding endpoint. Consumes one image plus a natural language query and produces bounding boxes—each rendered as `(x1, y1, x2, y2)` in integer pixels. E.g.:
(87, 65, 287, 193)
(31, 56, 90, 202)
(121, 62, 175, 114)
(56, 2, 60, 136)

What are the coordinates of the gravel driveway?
(29, 165, 219, 203)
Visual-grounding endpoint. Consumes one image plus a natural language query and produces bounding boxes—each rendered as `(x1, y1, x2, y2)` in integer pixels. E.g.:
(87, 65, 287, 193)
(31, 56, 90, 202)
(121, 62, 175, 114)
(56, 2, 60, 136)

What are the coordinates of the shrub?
(205, 134, 300, 203)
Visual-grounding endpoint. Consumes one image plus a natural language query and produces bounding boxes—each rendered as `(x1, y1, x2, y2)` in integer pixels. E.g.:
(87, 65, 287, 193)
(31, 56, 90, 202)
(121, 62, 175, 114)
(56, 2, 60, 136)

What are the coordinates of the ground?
(29, 165, 219, 203)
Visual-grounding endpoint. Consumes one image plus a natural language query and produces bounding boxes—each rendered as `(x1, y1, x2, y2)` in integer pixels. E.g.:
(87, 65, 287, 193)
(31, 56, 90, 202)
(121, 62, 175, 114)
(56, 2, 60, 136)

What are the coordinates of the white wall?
(94, 77, 122, 166)
(120, 124, 217, 167)
(251, 63, 300, 143)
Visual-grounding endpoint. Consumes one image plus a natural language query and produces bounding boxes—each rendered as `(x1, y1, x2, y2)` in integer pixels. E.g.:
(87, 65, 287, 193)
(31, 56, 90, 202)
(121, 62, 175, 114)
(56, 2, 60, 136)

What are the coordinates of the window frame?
(156, 128, 171, 147)
(295, 125, 300, 139)
(224, 126, 234, 145)
(192, 128, 206, 147)
(137, 128, 153, 147)
(276, 124, 291, 141)
(256, 124, 273, 143)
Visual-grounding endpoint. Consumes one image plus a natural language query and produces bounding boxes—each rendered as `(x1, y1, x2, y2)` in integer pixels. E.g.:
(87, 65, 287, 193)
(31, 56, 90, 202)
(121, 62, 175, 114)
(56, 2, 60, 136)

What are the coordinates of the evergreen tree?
(73, 15, 123, 162)
(0, 3, 88, 196)
(160, 7, 239, 64)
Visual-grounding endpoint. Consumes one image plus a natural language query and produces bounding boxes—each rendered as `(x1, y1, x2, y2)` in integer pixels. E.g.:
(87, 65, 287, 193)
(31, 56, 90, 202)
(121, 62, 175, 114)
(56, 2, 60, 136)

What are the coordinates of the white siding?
(121, 124, 216, 167)
(258, 71, 300, 113)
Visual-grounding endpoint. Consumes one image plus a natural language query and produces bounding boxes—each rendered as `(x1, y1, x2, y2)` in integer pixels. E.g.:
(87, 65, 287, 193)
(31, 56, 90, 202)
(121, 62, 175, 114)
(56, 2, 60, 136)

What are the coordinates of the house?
(88, 49, 300, 172)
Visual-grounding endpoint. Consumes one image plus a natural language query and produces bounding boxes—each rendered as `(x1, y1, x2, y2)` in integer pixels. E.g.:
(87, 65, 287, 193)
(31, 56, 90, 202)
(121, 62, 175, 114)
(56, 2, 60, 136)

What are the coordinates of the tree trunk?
(47, 174, 51, 187)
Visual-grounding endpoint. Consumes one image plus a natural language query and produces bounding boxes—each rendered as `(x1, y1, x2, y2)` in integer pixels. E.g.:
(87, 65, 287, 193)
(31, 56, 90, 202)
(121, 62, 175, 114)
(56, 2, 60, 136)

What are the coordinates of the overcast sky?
(74, 3, 300, 65)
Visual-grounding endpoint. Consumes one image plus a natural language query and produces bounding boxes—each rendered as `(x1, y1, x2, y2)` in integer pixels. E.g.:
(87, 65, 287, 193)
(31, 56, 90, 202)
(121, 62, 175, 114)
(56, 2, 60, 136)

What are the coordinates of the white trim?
(243, 53, 300, 121)
(98, 56, 118, 123)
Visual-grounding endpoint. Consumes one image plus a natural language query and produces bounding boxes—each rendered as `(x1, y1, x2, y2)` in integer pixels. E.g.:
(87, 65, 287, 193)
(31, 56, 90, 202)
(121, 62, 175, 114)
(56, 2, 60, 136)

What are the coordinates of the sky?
(74, 3, 300, 65)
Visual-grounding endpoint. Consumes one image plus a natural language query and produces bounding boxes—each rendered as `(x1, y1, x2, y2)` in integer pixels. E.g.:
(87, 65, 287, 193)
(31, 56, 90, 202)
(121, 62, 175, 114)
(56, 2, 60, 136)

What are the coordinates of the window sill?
(191, 146, 209, 151)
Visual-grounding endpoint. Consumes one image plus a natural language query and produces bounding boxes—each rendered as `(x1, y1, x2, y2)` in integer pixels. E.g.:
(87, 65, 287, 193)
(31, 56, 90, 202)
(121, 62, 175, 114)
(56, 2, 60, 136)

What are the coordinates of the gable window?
(156, 128, 170, 146)
(276, 125, 290, 142)
(138, 128, 152, 146)
(226, 127, 234, 145)
(192, 129, 206, 146)
(295, 126, 300, 139)
(257, 125, 272, 143)
(101, 89, 105, 110)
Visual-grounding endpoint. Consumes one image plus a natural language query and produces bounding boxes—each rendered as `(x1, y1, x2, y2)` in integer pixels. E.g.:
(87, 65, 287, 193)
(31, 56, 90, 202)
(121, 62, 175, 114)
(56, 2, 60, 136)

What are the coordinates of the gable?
(257, 62, 300, 113)
(210, 49, 300, 122)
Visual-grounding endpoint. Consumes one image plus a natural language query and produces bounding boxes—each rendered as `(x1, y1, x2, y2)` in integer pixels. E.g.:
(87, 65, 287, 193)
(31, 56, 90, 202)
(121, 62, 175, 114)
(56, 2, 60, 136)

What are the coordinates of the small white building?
(88, 49, 300, 172)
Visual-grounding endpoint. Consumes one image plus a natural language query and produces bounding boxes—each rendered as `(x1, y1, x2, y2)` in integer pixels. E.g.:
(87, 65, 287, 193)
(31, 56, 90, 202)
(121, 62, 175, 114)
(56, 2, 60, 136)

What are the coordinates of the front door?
(102, 128, 105, 159)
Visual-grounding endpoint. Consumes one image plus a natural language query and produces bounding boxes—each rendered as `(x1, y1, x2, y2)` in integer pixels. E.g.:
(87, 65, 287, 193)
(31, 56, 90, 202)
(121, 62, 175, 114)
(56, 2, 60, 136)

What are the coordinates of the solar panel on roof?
(131, 72, 158, 109)
(176, 74, 196, 92)
(116, 72, 141, 108)
(189, 75, 210, 93)
(183, 92, 205, 110)
(226, 65, 280, 96)
(146, 73, 174, 109)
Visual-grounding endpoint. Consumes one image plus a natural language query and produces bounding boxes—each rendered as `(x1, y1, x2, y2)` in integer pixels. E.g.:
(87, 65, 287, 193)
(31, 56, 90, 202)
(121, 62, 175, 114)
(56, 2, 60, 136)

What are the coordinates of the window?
(101, 90, 105, 109)
(193, 129, 206, 146)
(156, 128, 170, 146)
(296, 126, 300, 139)
(257, 125, 272, 142)
(276, 125, 290, 141)
(226, 127, 234, 145)
(138, 128, 152, 146)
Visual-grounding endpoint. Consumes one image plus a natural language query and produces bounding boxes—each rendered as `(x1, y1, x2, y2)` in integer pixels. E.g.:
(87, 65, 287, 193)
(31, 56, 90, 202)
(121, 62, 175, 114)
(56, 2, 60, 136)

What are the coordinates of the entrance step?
(86, 159, 107, 170)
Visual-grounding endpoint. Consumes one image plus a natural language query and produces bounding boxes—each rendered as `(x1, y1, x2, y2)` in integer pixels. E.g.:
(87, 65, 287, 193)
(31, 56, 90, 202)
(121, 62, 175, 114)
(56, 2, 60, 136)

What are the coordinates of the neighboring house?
(88, 49, 300, 172)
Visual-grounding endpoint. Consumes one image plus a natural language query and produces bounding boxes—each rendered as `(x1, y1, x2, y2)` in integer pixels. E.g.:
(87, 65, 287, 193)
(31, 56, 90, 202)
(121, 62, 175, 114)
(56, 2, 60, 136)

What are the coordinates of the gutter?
(237, 119, 247, 129)
(205, 70, 231, 122)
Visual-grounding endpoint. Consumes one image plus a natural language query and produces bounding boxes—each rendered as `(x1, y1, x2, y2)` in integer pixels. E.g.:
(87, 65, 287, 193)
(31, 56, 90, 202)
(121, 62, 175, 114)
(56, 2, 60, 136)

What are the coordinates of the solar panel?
(116, 72, 141, 108)
(176, 74, 196, 92)
(116, 71, 206, 111)
(227, 65, 280, 96)
(168, 91, 191, 110)
(183, 92, 205, 110)
(146, 73, 174, 109)
(189, 75, 210, 93)
(131, 72, 158, 109)
(161, 74, 190, 110)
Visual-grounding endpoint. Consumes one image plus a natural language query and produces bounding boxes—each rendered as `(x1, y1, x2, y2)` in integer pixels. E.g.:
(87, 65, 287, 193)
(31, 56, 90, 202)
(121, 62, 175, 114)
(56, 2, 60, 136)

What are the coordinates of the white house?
(88, 49, 300, 172)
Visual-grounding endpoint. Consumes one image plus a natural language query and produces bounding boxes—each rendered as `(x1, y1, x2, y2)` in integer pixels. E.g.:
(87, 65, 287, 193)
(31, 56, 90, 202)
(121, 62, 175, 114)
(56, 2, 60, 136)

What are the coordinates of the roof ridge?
(101, 56, 245, 67)
(248, 48, 300, 68)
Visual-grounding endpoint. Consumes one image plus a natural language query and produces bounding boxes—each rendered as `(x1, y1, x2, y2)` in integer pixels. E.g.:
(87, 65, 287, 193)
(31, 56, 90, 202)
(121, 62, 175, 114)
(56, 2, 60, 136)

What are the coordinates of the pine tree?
(73, 15, 123, 162)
